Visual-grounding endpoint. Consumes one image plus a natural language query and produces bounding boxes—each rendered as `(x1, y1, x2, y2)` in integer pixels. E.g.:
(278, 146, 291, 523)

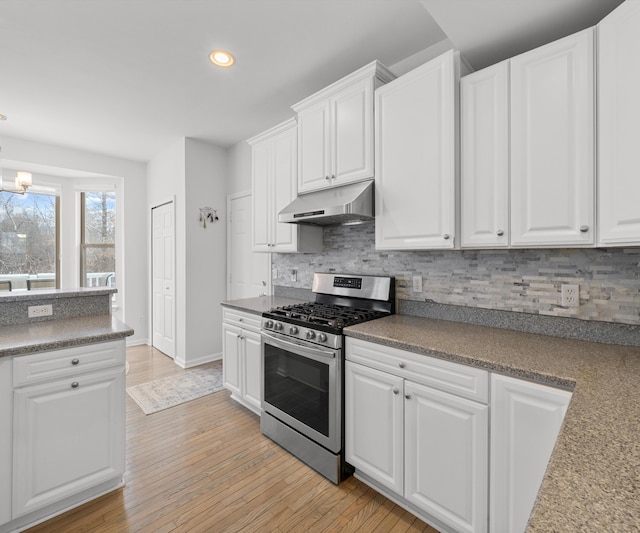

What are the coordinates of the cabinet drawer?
(13, 340, 125, 387)
(222, 308, 261, 331)
(346, 337, 488, 403)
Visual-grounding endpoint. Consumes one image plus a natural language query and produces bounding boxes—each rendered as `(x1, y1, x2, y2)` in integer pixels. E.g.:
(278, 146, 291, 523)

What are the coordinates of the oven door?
(261, 330, 341, 453)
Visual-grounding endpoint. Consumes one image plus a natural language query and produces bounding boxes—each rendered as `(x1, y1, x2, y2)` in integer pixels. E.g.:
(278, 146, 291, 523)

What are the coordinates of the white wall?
(226, 141, 252, 196)
(184, 138, 227, 365)
(1, 135, 148, 346)
(147, 137, 227, 368)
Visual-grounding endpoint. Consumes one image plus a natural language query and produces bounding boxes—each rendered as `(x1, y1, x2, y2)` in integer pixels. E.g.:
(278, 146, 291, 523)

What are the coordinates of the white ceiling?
(0, 0, 625, 164)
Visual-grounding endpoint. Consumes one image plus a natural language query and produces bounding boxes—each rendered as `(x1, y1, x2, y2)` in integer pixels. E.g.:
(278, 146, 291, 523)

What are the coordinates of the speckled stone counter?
(221, 295, 305, 315)
(0, 314, 134, 357)
(345, 314, 640, 533)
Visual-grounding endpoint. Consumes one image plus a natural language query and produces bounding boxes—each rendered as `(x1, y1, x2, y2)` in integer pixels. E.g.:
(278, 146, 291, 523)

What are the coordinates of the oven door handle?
(261, 331, 337, 360)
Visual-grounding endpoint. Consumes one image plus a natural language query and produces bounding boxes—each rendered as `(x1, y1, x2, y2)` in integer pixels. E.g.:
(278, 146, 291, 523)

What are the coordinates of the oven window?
(264, 343, 330, 437)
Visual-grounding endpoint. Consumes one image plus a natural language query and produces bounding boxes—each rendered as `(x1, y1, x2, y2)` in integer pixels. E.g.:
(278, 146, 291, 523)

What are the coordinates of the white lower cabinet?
(490, 374, 572, 533)
(13, 366, 125, 518)
(345, 338, 489, 533)
(0, 358, 12, 527)
(1, 340, 126, 532)
(222, 308, 262, 415)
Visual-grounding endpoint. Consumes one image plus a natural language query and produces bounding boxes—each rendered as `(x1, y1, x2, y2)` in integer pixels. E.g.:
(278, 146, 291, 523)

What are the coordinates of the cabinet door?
(490, 374, 572, 533)
(271, 126, 299, 252)
(461, 61, 510, 248)
(297, 100, 332, 193)
(13, 367, 125, 518)
(345, 361, 404, 494)
(405, 381, 488, 533)
(375, 51, 458, 250)
(598, 1, 640, 245)
(222, 323, 241, 397)
(333, 79, 374, 186)
(0, 358, 11, 526)
(510, 29, 595, 247)
(251, 140, 272, 251)
(241, 329, 262, 414)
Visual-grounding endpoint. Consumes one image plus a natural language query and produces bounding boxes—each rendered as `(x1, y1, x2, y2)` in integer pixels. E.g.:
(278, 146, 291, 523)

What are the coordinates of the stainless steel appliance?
(260, 272, 395, 483)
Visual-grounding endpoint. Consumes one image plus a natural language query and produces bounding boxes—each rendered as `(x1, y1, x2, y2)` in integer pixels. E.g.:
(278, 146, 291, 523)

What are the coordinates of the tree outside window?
(81, 192, 116, 287)
(0, 191, 58, 290)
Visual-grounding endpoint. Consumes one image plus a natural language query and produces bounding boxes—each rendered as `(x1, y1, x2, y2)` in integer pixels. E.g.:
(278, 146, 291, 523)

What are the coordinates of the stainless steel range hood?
(279, 180, 374, 226)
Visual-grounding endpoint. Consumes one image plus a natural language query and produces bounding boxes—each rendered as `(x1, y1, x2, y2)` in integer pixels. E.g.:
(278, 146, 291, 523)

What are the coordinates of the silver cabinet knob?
(405, 393, 411, 400)
(398, 362, 405, 369)
(325, 176, 331, 181)
(443, 234, 450, 240)
(496, 229, 504, 236)
(580, 225, 589, 233)
(71, 358, 80, 366)
(330, 174, 336, 180)
(71, 382, 79, 389)
(392, 387, 399, 395)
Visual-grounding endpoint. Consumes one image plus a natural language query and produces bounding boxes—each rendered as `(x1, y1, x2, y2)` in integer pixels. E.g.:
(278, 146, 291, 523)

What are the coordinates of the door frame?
(151, 198, 176, 359)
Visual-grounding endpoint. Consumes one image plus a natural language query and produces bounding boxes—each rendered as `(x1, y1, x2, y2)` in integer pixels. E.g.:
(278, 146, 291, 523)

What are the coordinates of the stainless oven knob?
(274, 322, 283, 331)
(306, 330, 316, 340)
(289, 326, 298, 335)
(265, 320, 274, 329)
(318, 333, 327, 342)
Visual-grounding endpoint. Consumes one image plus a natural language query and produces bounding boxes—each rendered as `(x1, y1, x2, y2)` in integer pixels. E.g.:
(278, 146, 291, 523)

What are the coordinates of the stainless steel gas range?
(260, 272, 395, 483)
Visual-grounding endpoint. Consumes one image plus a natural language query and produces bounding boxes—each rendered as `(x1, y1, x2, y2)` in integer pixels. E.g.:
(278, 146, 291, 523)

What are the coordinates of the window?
(0, 191, 59, 290)
(80, 191, 116, 288)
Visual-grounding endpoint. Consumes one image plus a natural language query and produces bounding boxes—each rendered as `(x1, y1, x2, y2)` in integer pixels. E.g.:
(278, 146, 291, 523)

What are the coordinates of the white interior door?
(152, 201, 176, 358)
(227, 191, 270, 299)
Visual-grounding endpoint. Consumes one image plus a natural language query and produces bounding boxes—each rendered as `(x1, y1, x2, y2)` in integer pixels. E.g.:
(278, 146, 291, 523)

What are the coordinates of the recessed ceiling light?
(209, 49, 235, 68)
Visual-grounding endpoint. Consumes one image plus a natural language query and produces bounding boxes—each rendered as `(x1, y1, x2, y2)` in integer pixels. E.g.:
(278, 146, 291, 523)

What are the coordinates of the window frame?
(79, 191, 116, 289)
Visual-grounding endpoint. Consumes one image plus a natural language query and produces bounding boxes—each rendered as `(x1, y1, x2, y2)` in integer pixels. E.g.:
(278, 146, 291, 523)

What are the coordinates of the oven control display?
(334, 277, 362, 290)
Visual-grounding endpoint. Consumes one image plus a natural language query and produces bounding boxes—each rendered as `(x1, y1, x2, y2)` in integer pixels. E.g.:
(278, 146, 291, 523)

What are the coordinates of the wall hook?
(199, 207, 219, 228)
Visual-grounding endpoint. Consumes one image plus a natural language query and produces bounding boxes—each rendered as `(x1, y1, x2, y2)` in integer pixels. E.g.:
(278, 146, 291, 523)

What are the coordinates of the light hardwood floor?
(26, 344, 436, 533)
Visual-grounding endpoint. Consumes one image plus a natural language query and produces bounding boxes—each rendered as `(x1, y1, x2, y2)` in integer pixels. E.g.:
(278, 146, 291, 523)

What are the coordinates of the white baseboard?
(174, 352, 222, 369)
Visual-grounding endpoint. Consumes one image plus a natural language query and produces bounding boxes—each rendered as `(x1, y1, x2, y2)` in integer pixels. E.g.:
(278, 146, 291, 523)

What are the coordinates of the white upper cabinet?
(248, 119, 322, 253)
(598, 0, 640, 246)
(461, 61, 510, 248)
(375, 50, 460, 250)
(510, 28, 595, 247)
(293, 61, 395, 193)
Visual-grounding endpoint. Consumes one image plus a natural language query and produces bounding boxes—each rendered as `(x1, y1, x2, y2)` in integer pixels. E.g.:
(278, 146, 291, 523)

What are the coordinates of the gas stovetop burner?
(268, 302, 387, 329)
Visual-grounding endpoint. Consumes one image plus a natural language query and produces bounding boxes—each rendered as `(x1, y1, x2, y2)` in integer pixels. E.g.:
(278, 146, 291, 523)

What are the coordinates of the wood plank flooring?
(25, 345, 437, 533)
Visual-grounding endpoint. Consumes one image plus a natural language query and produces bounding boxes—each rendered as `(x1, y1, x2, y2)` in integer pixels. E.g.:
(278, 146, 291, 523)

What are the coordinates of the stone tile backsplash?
(272, 222, 640, 326)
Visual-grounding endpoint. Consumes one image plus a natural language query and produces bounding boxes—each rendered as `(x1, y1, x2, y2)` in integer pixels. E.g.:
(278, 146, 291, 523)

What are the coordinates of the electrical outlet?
(28, 304, 53, 318)
(561, 284, 579, 307)
(412, 275, 423, 293)
(291, 269, 297, 282)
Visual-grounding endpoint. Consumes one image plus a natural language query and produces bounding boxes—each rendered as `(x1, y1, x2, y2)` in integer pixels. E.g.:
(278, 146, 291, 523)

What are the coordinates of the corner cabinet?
(345, 337, 489, 533)
(490, 374, 572, 533)
(222, 308, 262, 415)
(248, 119, 322, 253)
(2, 340, 126, 531)
(375, 50, 460, 251)
(292, 61, 395, 193)
(597, 0, 640, 246)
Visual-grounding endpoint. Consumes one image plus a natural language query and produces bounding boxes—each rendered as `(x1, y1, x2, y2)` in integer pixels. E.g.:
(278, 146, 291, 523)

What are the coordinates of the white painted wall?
(185, 138, 227, 366)
(226, 141, 252, 196)
(147, 137, 227, 368)
(1, 136, 148, 346)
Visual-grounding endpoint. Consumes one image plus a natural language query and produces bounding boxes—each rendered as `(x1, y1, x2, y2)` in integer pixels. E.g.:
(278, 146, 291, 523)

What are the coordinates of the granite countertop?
(345, 314, 640, 533)
(0, 287, 117, 303)
(0, 315, 134, 357)
(221, 295, 305, 315)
